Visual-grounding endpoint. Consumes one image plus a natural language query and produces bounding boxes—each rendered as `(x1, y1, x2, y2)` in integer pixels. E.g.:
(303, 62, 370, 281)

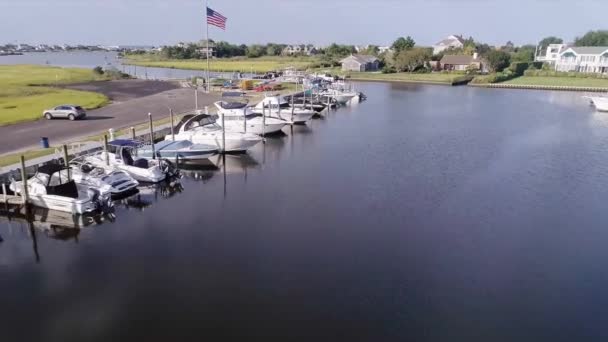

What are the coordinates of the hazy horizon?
(1, 0, 606, 47)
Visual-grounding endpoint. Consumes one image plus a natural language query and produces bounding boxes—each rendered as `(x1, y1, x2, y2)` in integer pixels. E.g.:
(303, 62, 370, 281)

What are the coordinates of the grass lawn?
(0, 65, 110, 126)
(123, 55, 318, 73)
(503, 76, 608, 88)
(345, 72, 472, 85)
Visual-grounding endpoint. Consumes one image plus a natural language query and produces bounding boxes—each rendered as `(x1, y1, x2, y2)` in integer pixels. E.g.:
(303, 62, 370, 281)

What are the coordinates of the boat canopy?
(108, 139, 140, 148)
(37, 164, 69, 175)
(175, 114, 217, 133)
(219, 101, 248, 109)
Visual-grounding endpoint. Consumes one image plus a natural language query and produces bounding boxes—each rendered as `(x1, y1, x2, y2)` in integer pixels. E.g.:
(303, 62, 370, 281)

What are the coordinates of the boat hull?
(591, 97, 608, 111)
(28, 195, 98, 214)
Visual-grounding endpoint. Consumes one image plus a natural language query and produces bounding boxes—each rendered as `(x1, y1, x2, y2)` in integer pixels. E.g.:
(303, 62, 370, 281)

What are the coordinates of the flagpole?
(206, 1, 210, 93)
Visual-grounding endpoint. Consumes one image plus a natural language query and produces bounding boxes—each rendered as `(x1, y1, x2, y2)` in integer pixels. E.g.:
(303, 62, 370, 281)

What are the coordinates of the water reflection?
(0, 206, 114, 263)
(115, 180, 184, 210)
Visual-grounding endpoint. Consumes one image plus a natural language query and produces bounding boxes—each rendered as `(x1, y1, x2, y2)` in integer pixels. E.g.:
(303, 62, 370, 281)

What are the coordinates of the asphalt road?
(0, 80, 221, 155)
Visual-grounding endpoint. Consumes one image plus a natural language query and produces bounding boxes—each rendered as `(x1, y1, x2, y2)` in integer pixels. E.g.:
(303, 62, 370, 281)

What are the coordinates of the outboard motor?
(87, 188, 114, 213)
(160, 159, 181, 179)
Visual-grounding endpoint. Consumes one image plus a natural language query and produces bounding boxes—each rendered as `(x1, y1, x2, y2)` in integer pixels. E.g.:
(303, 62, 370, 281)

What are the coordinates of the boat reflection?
(0, 206, 113, 262)
(114, 179, 184, 210)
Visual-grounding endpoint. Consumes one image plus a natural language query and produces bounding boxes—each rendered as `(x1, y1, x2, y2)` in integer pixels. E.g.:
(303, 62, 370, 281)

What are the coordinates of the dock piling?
(148, 113, 156, 160)
(221, 112, 226, 154)
(19, 156, 29, 205)
(291, 95, 295, 123)
(170, 108, 175, 141)
(131, 127, 136, 140)
(103, 135, 110, 166)
(62, 144, 70, 181)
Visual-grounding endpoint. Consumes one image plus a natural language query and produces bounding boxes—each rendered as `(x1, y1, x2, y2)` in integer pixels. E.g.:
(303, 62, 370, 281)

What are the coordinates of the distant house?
(433, 35, 465, 55)
(282, 44, 318, 56)
(340, 54, 380, 72)
(535, 43, 568, 66)
(440, 53, 487, 72)
(554, 46, 608, 73)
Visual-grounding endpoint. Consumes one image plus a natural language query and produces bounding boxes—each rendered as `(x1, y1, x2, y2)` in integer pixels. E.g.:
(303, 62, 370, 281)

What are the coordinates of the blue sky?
(0, 0, 606, 46)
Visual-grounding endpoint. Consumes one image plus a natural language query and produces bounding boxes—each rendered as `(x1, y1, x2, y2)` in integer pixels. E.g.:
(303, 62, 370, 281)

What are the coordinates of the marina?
(3, 81, 608, 340)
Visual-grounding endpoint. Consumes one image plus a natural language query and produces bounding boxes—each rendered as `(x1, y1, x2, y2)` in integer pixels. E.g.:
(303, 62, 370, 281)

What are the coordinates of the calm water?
(2, 82, 608, 341)
(0, 51, 251, 79)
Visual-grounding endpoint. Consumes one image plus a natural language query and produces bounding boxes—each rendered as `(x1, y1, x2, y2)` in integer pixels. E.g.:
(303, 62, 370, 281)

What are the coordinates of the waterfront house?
(340, 55, 380, 72)
(433, 35, 465, 55)
(440, 53, 487, 72)
(554, 46, 608, 73)
(535, 43, 568, 66)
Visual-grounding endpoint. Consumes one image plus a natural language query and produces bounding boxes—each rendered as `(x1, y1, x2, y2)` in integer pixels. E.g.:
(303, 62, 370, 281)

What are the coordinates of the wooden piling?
(221, 112, 226, 153)
(131, 126, 136, 140)
(103, 135, 110, 166)
(195, 88, 199, 110)
(19, 156, 29, 205)
(170, 108, 175, 141)
(148, 113, 156, 159)
(262, 105, 266, 140)
(291, 95, 295, 123)
(62, 144, 70, 181)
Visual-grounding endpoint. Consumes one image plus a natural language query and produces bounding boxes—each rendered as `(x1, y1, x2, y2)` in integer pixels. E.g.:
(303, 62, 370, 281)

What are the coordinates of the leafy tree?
(393, 47, 431, 72)
(246, 44, 266, 58)
(93, 66, 104, 75)
(391, 36, 416, 53)
(512, 45, 536, 62)
(325, 43, 355, 57)
(575, 30, 608, 46)
(485, 50, 511, 72)
(361, 45, 380, 56)
(501, 41, 515, 53)
(539, 36, 563, 47)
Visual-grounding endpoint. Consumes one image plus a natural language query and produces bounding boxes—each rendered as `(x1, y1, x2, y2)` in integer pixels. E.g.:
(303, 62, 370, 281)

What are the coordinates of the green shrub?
(381, 66, 396, 74)
(93, 66, 104, 75)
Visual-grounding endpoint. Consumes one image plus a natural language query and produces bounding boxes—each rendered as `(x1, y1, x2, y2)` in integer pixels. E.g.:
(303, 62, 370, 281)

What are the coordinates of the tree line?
(146, 30, 608, 74)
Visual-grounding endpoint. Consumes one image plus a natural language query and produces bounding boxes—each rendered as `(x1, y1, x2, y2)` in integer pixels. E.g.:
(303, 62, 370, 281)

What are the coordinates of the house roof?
(562, 46, 608, 55)
(434, 35, 465, 47)
(440, 55, 477, 65)
(340, 54, 379, 64)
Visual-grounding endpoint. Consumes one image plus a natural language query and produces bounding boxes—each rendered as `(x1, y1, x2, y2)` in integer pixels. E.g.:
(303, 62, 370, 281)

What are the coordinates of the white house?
(535, 43, 568, 65)
(432, 35, 465, 55)
(554, 46, 608, 73)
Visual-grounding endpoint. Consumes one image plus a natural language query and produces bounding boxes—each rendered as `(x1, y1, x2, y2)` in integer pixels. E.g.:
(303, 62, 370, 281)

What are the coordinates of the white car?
(43, 105, 87, 120)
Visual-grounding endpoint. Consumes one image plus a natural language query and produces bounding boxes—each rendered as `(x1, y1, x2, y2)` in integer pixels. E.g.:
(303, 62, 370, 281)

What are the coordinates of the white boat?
(171, 114, 263, 153)
(138, 140, 219, 161)
(586, 96, 608, 111)
(84, 140, 178, 183)
(320, 89, 357, 104)
(68, 157, 139, 197)
(10, 164, 113, 214)
(214, 101, 287, 135)
(253, 95, 315, 124)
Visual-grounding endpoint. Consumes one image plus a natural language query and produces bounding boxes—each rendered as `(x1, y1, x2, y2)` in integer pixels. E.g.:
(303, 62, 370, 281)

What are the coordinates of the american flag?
(207, 7, 227, 30)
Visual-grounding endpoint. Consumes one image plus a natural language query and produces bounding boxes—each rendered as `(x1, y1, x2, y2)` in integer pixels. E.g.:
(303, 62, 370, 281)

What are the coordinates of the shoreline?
(469, 83, 608, 92)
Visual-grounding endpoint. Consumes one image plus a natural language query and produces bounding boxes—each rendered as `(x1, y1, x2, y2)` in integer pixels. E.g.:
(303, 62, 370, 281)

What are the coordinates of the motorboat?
(9, 164, 113, 214)
(319, 89, 357, 104)
(585, 96, 608, 111)
(84, 140, 179, 183)
(214, 101, 287, 135)
(171, 114, 263, 153)
(137, 140, 219, 161)
(68, 157, 139, 197)
(253, 95, 315, 124)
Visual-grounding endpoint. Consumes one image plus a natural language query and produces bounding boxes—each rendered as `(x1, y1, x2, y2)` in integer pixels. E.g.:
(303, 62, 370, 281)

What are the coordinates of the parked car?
(43, 105, 87, 121)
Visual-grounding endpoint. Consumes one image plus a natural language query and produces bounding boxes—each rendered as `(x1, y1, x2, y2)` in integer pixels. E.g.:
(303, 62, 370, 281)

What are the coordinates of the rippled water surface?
(2, 82, 608, 341)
